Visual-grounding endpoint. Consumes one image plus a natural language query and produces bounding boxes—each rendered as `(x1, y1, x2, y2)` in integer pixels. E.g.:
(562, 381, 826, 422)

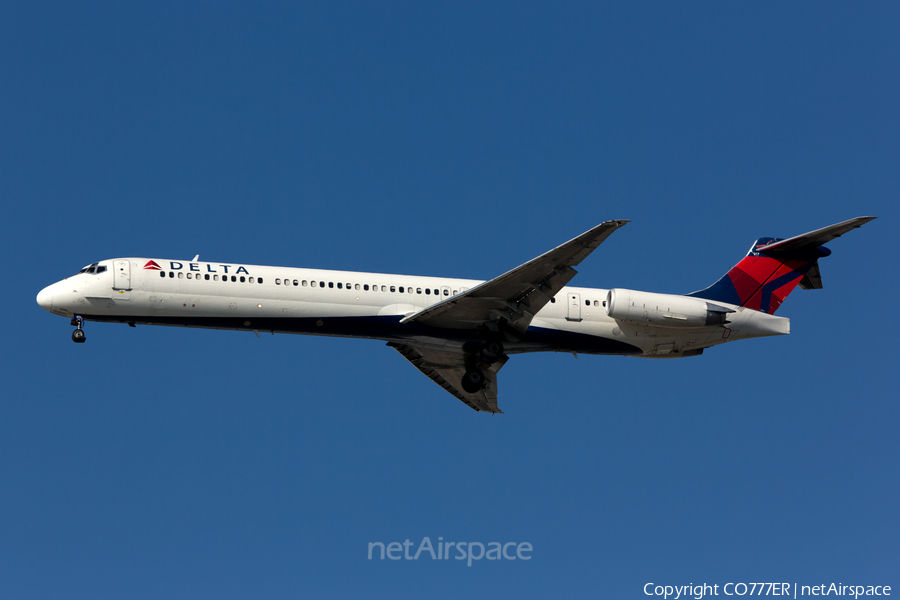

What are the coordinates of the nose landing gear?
(70, 316, 86, 343)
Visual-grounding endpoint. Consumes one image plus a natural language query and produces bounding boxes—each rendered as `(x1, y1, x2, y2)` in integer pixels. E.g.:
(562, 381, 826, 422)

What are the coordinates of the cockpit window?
(77, 262, 99, 275)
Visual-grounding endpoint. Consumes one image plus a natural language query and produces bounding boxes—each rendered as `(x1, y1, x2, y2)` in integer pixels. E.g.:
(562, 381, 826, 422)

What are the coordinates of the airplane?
(36, 216, 875, 413)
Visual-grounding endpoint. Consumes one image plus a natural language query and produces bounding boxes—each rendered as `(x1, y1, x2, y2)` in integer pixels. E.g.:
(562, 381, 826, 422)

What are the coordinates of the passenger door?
(112, 260, 131, 300)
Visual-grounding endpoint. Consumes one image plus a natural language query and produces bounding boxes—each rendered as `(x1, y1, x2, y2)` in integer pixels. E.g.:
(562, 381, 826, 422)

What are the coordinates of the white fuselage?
(37, 257, 790, 358)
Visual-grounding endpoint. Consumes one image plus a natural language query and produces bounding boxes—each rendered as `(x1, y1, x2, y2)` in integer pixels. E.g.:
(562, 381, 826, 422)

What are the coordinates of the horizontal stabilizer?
(756, 216, 876, 254)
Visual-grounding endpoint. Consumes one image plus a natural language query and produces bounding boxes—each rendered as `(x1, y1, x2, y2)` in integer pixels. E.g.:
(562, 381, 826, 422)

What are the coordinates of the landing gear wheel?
(72, 329, 86, 343)
(479, 340, 504, 364)
(461, 370, 485, 393)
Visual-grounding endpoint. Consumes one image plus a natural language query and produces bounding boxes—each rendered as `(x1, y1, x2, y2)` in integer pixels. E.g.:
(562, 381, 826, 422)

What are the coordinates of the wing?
(399, 219, 629, 340)
(388, 342, 508, 413)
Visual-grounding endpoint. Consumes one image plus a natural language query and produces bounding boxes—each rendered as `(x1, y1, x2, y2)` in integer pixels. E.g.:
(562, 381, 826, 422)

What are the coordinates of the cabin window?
(452, 290, 457, 295)
(276, 279, 281, 285)
(594, 300, 599, 307)
(302, 280, 307, 286)
(417, 288, 422, 294)
(293, 280, 298, 286)
(231, 276, 236, 282)
(550, 297, 555, 303)
(258, 278, 264, 284)
(205, 274, 210, 280)
(320, 281, 325, 287)
(160, 271, 165, 278)
(346, 283, 351, 289)
(240, 276, 245, 283)
(364, 284, 369, 291)
(408, 287, 413, 294)
(249, 277, 255, 283)
(214, 275, 219, 281)
(398, 286, 403, 293)
(186, 273, 192, 279)
(169, 272, 175, 278)
(586, 300, 590, 306)
(425, 289, 430, 295)
(311, 281, 317, 287)
(329, 282, 334, 288)
(337, 283, 342, 289)
(443, 289, 449, 296)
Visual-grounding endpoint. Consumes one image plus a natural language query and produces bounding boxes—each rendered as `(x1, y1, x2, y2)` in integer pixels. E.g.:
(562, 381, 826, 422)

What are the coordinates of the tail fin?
(688, 216, 876, 315)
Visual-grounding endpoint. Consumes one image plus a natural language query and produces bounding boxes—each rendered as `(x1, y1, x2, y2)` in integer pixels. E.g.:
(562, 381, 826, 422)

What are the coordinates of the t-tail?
(688, 216, 876, 315)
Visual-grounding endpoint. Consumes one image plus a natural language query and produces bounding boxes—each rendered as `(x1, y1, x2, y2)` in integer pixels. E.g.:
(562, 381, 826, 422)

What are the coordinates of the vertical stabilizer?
(688, 217, 876, 315)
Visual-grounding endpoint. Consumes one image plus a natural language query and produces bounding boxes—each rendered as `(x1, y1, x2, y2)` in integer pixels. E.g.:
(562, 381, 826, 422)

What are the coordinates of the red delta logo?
(143, 260, 162, 270)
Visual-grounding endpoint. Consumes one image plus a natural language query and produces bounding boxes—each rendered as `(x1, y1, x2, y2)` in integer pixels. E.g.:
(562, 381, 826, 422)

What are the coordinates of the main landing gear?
(479, 340, 503, 364)
(461, 370, 485, 393)
(460, 340, 504, 393)
(71, 315, 86, 343)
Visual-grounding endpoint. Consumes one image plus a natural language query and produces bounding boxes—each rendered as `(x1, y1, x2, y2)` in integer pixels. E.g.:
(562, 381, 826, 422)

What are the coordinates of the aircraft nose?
(36, 285, 54, 312)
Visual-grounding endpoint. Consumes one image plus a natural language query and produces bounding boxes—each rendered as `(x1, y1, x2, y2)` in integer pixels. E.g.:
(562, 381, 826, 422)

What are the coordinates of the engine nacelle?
(606, 289, 734, 328)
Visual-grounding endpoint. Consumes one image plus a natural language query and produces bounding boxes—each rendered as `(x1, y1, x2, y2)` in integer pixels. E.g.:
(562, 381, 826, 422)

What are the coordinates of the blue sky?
(2, 3, 897, 598)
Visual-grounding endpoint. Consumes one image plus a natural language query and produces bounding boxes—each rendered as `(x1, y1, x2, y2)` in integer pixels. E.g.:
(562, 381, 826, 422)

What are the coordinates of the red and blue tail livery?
(688, 216, 876, 315)
(37, 216, 876, 413)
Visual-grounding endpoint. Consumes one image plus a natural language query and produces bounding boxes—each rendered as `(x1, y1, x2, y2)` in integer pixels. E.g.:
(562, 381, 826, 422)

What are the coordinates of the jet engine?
(605, 289, 734, 328)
